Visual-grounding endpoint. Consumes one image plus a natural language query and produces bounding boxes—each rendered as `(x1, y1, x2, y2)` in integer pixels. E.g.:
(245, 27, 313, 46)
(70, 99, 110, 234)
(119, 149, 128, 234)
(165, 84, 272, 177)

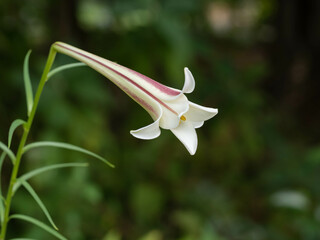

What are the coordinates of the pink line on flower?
(56, 43, 178, 116)
(119, 66, 180, 96)
(120, 84, 158, 117)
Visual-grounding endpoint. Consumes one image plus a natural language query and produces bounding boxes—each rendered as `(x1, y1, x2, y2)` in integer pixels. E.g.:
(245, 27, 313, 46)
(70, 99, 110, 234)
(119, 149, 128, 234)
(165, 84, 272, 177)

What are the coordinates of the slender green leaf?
(8, 119, 26, 148)
(0, 141, 15, 164)
(10, 238, 38, 240)
(0, 152, 6, 223)
(10, 214, 67, 240)
(47, 62, 86, 80)
(0, 151, 6, 185)
(23, 50, 33, 116)
(0, 152, 5, 167)
(21, 180, 58, 230)
(0, 194, 4, 224)
(23, 141, 114, 168)
(13, 162, 88, 193)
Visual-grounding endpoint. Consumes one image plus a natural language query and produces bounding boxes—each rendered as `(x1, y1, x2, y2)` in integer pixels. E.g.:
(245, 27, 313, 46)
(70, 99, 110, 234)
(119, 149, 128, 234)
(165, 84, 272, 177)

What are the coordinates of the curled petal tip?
(171, 121, 198, 155)
(130, 119, 161, 140)
(192, 121, 204, 129)
(183, 67, 195, 94)
(210, 108, 218, 116)
(130, 131, 160, 140)
(185, 102, 218, 122)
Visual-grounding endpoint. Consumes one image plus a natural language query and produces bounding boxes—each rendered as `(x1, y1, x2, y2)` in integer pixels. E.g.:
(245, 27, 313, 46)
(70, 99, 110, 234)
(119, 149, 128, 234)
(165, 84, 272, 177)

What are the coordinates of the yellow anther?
(180, 115, 186, 121)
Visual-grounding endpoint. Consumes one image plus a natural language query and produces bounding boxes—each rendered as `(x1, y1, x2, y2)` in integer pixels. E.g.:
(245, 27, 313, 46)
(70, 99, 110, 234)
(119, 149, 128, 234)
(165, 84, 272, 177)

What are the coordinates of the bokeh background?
(1, 0, 320, 239)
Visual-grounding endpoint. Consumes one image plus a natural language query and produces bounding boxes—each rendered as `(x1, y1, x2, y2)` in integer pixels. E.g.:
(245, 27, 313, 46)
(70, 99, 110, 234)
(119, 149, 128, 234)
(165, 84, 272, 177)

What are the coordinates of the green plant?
(0, 42, 217, 239)
(0, 46, 113, 240)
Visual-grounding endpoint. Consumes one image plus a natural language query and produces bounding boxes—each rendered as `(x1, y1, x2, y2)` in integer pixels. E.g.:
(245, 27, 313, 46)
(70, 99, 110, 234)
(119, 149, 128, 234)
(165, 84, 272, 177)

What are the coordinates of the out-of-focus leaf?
(103, 230, 122, 240)
(13, 162, 89, 193)
(9, 238, 39, 240)
(23, 50, 33, 116)
(47, 62, 86, 80)
(9, 214, 67, 240)
(21, 180, 58, 230)
(306, 147, 320, 164)
(139, 230, 162, 240)
(78, 1, 112, 30)
(0, 193, 4, 224)
(8, 119, 26, 148)
(23, 141, 114, 168)
(0, 153, 5, 167)
(0, 152, 6, 221)
(131, 184, 165, 223)
(0, 141, 15, 164)
(270, 190, 309, 210)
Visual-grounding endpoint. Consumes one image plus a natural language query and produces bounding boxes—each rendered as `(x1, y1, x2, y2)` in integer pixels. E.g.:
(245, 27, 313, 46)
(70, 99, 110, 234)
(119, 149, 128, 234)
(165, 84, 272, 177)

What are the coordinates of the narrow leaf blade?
(47, 62, 86, 80)
(0, 152, 6, 219)
(23, 141, 114, 168)
(0, 141, 15, 164)
(23, 50, 34, 116)
(0, 194, 4, 224)
(13, 162, 88, 193)
(21, 181, 58, 230)
(9, 238, 39, 240)
(8, 119, 26, 148)
(9, 214, 67, 240)
(0, 151, 6, 190)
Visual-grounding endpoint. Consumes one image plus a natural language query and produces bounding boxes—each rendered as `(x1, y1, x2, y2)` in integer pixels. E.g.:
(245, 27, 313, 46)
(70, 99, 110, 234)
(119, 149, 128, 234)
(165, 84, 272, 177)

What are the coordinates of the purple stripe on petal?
(120, 84, 158, 117)
(122, 67, 180, 96)
(56, 43, 179, 116)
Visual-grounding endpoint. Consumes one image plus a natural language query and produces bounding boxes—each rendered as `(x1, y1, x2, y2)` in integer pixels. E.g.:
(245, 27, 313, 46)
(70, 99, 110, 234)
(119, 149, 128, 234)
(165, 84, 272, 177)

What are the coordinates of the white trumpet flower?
(53, 42, 218, 155)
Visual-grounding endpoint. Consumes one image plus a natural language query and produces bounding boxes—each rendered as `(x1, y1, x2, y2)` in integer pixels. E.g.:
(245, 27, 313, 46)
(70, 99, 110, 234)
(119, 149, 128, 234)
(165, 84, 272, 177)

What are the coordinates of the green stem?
(0, 46, 57, 240)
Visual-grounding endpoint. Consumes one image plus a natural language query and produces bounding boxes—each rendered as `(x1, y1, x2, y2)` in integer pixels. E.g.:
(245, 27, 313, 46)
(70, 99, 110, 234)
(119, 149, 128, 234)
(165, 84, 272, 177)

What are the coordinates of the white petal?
(130, 117, 161, 140)
(161, 67, 196, 100)
(171, 121, 198, 155)
(159, 94, 189, 129)
(54, 42, 182, 104)
(182, 67, 195, 93)
(185, 102, 218, 122)
(192, 121, 204, 129)
(130, 101, 162, 139)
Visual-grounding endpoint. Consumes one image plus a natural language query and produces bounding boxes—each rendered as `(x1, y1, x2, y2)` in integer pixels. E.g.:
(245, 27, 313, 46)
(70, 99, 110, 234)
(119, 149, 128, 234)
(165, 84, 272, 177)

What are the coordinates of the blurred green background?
(1, 0, 320, 239)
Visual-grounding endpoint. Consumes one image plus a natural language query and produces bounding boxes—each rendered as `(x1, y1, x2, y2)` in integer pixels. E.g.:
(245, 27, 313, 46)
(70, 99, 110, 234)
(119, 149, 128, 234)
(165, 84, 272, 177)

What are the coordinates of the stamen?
(180, 115, 186, 121)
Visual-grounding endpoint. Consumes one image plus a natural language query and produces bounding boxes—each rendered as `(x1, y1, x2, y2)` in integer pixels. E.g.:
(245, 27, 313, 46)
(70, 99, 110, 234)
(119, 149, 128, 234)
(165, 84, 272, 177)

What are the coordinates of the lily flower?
(53, 42, 218, 155)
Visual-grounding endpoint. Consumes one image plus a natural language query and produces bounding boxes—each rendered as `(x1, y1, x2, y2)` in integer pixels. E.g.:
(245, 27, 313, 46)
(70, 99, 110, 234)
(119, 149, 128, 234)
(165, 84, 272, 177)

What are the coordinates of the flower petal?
(130, 97, 163, 139)
(130, 116, 161, 140)
(185, 102, 218, 122)
(54, 42, 185, 121)
(161, 67, 196, 100)
(170, 121, 198, 155)
(192, 121, 204, 129)
(159, 94, 189, 129)
(182, 67, 195, 94)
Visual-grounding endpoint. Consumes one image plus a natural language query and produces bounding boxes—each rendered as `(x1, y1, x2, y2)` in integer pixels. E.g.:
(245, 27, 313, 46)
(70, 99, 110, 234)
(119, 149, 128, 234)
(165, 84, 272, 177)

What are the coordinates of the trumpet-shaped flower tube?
(53, 42, 218, 155)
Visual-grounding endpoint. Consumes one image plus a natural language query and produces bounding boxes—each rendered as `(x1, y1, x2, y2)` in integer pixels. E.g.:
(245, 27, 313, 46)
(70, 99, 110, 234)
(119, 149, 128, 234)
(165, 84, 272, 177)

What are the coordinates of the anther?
(180, 115, 186, 121)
